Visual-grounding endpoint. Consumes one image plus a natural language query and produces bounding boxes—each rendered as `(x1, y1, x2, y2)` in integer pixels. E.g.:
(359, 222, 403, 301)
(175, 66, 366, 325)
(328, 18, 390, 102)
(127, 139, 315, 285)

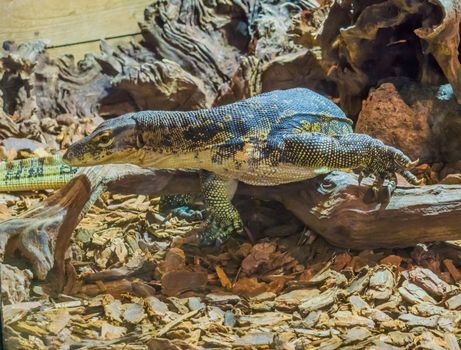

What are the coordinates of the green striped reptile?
(62, 88, 421, 246)
(0, 154, 198, 220)
(0, 154, 77, 192)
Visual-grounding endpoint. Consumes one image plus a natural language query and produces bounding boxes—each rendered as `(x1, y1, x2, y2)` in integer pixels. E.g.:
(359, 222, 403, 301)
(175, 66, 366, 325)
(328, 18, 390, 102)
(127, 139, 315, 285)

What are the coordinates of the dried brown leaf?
(332, 252, 352, 271)
(232, 277, 268, 297)
(161, 270, 207, 296)
(215, 265, 232, 289)
(159, 248, 186, 274)
(442, 259, 461, 282)
(380, 255, 403, 267)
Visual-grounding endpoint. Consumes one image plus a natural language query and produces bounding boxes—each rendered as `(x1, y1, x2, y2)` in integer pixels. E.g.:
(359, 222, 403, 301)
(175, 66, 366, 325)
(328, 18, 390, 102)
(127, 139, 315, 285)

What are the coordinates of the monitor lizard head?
(63, 113, 145, 166)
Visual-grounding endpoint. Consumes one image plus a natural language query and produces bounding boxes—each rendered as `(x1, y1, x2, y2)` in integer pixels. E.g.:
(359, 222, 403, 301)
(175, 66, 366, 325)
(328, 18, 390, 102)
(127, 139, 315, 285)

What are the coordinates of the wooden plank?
(0, 0, 151, 47)
(47, 34, 143, 61)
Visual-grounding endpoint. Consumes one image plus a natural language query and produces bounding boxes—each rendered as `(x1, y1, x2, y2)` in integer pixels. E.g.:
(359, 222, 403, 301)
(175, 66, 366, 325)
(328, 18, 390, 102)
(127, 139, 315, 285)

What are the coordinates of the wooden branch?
(1, 165, 460, 288)
(107, 169, 461, 249)
(242, 173, 461, 249)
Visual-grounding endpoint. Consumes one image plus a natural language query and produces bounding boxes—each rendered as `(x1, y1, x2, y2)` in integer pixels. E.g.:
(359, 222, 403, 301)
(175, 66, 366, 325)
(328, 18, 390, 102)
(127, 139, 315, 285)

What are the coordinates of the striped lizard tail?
(0, 154, 78, 192)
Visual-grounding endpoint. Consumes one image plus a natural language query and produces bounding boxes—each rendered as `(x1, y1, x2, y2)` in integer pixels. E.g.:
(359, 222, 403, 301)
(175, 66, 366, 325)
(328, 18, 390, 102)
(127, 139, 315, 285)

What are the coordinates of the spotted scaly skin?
(64, 88, 421, 246)
(158, 194, 203, 221)
(199, 171, 241, 245)
(0, 154, 78, 192)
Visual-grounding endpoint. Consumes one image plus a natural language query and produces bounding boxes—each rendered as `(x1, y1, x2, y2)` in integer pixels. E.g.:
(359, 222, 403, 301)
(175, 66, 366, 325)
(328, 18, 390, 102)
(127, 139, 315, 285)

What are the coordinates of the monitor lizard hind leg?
(198, 171, 242, 246)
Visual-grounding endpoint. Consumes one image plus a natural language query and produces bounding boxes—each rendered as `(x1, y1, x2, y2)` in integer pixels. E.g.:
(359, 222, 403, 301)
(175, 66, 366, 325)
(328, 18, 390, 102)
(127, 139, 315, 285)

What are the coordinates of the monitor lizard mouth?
(62, 133, 110, 167)
(62, 145, 107, 167)
(62, 139, 88, 166)
(63, 142, 141, 167)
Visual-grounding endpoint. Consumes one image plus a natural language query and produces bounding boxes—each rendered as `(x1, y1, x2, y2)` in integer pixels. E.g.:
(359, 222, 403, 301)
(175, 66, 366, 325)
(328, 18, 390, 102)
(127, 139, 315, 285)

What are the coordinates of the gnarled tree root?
(1, 165, 460, 290)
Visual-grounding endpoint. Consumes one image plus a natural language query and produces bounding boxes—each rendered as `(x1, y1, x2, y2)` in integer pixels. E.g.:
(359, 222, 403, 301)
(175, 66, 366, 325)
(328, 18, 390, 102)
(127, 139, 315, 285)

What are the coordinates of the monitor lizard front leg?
(198, 171, 243, 246)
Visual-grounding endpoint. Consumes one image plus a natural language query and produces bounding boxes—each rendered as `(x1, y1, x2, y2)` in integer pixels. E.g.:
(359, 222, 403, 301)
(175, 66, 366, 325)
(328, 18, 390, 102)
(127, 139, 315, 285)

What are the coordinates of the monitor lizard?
(62, 88, 421, 246)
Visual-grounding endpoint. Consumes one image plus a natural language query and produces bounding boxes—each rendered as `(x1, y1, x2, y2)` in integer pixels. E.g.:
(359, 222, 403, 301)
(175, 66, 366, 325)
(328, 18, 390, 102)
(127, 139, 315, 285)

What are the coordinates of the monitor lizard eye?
(95, 131, 113, 148)
(99, 135, 110, 144)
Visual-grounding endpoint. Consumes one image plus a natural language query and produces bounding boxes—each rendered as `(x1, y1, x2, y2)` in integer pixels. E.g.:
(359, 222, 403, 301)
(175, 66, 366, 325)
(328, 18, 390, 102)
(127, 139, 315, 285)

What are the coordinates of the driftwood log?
(1, 165, 460, 290)
(1, 0, 461, 159)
